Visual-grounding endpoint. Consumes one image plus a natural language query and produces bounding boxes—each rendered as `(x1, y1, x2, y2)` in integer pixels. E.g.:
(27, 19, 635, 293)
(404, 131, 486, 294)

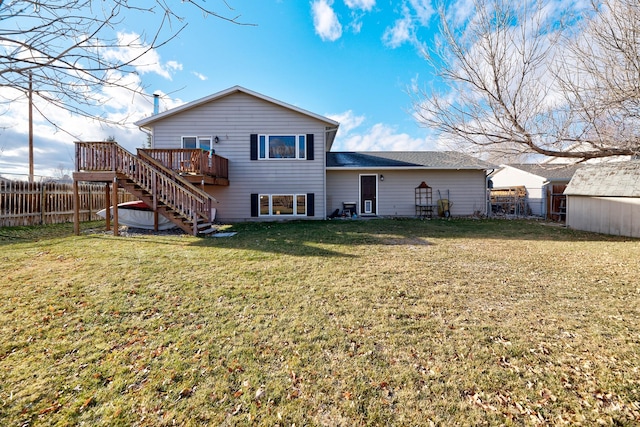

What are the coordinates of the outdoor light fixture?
(214, 136, 220, 143)
(380, 175, 384, 181)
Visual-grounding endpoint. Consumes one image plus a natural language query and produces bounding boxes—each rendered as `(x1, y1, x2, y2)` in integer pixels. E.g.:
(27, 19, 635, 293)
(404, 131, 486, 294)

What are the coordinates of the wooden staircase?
(73, 142, 218, 236)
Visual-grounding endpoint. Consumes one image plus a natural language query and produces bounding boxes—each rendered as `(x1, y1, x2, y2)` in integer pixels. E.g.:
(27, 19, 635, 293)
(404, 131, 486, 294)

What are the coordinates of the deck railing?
(75, 142, 215, 232)
(138, 149, 228, 179)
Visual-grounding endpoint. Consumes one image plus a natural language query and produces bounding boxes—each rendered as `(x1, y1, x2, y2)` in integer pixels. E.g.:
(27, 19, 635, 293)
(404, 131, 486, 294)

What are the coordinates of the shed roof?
(326, 151, 493, 170)
(500, 163, 583, 181)
(564, 161, 640, 197)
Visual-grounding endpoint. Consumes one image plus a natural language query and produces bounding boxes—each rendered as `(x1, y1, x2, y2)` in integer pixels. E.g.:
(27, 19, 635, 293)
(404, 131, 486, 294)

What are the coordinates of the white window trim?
(258, 134, 306, 160)
(259, 194, 307, 216)
(182, 136, 212, 150)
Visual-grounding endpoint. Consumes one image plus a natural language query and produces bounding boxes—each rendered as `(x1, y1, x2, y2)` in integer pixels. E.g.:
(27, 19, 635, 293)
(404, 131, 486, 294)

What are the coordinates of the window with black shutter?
(250, 193, 259, 217)
(306, 134, 314, 160)
(307, 193, 315, 216)
(250, 134, 258, 160)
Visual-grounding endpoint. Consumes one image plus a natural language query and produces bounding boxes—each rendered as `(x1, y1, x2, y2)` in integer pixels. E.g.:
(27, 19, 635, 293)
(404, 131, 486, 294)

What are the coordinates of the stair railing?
(139, 148, 228, 179)
(76, 142, 216, 235)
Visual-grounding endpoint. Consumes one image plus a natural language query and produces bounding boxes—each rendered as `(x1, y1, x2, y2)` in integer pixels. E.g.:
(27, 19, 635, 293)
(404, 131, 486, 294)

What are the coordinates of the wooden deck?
(73, 142, 225, 236)
(138, 148, 229, 186)
(74, 143, 229, 185)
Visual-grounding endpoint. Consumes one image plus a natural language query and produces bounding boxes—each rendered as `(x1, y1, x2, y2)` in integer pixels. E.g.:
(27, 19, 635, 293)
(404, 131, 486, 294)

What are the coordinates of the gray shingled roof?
(505, 163, 584, 181)
(326, 151, 493, 170)
(564, 161, 640, 197)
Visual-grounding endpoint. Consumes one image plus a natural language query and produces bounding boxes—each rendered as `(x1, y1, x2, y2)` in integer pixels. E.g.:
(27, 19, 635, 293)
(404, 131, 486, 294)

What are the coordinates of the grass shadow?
(0, 218, 634, 254)
(186, 217, 637, 258)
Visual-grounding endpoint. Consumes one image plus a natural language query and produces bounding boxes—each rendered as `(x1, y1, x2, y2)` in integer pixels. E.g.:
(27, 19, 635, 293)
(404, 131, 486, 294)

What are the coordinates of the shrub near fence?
(0, 180, 134, 227)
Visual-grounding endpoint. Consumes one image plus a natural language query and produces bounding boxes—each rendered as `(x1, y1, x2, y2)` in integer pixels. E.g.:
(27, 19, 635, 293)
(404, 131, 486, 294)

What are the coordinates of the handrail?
(139, 148, 229, 179)
(136, 149, 216, 202)
(75, 142, 216, 234)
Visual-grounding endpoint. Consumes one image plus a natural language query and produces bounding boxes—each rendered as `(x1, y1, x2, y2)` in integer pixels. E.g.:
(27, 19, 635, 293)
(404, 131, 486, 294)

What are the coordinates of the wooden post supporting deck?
(73, 179, 80, 235)
(112, 177, 119, 236)
(104, 183, 111, 231)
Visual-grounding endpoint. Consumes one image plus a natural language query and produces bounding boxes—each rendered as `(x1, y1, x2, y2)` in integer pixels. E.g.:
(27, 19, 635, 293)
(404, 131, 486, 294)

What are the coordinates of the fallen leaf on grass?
(38, 403, 62, 415)
(179, 387, 193, 398)
(151, 346, 164, 358)
(228, 360, 244, 373)
(80, 396, 95, 410)
(287, 388, 300, 399)
(290, 370, 302, 386)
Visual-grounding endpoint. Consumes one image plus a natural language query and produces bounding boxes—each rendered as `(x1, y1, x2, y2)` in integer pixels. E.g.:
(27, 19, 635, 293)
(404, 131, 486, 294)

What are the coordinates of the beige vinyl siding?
(150, 92, 327, 221)
(327, 169, 488, 217)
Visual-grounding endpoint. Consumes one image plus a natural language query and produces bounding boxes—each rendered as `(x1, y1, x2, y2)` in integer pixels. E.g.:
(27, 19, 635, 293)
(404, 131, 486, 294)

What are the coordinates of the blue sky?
(1, 0, 452, 178)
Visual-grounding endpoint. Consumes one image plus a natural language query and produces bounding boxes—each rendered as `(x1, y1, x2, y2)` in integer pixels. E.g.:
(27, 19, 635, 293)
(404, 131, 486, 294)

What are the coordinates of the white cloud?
(335, 123, 437, 151)
(383, 16, 413, 48)
(328, 110, 438, 152)
(102, 32, 183, 80)
(409, 0, 435, 25)
(446, 0, 475, 26)
(382, 1, 435, 49)
(166, 61, 183, 73)
(343, 0, 376, 35)
(328, 110, 366, 134)
(349, 19, 363, 34)
(344, 0, 376, 12)
(0, 69, 168, 178)
(312, 0, 343, 41)
(192, 71, 208, 81)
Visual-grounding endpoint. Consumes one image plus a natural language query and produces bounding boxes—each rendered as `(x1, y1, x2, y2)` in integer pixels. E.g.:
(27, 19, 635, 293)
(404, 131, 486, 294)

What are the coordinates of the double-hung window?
(182, 136, 212, 151)
(258, 135, 306, 160)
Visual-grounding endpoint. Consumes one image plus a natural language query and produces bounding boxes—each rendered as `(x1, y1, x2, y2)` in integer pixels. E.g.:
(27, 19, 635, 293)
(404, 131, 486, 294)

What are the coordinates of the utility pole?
(28, 72, 34, 183)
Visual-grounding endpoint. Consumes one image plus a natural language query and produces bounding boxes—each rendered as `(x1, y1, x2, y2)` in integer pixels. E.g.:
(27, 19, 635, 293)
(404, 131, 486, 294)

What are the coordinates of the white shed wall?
(327, 169, 488, 217)
(150, 92, 328, 222)
(566, 196, 640, 238)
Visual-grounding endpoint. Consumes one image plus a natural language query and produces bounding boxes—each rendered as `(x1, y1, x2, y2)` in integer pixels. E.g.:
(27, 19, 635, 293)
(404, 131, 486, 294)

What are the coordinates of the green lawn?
(0, 219, 639, 426)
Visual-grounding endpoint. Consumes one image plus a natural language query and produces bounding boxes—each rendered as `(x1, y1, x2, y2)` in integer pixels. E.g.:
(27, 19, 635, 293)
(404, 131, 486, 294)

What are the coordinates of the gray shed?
(564, 161, 640, 237)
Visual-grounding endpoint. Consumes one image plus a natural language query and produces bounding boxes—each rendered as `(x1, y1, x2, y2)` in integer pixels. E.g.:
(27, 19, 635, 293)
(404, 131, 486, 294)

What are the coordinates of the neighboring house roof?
(326, 151, 494, 170)
(496, 163, 583, 181)
(564, 161, 640, 197)
(134, 85, 340, 129)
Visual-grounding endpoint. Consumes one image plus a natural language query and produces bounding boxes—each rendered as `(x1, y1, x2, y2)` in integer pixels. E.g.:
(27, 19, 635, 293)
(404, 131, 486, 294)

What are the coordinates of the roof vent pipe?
(153, 93, 160, 115)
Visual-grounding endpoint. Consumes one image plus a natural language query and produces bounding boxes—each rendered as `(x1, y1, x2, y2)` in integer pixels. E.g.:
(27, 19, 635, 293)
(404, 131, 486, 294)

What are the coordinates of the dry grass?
(0, 219, 639, 426)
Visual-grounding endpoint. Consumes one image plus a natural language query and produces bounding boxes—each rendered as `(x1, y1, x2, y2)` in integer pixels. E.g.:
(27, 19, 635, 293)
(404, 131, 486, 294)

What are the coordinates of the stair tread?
(115, 149, 217, 236)
(198, 228, 218, 235)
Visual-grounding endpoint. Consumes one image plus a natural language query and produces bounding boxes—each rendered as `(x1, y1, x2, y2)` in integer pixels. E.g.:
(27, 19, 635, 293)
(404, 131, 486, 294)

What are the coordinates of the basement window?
(259, 194, 307, 216)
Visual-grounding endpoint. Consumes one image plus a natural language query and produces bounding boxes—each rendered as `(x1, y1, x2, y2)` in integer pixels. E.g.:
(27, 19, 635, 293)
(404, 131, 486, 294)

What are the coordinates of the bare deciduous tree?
(414, 0, 640, 162)
(0, 0, 249, 129)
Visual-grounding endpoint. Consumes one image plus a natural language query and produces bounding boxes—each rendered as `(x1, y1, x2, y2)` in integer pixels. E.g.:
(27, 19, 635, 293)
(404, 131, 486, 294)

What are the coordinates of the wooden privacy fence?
(0, 180, 134, 227)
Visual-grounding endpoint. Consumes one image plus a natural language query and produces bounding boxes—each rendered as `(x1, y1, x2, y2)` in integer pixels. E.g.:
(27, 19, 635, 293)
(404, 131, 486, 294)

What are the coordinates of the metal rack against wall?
(415, 181, 435, 219)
